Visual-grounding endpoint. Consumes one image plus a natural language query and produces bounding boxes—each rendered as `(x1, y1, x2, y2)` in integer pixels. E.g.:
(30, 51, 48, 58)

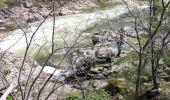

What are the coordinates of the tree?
(122, 0, 170, 99)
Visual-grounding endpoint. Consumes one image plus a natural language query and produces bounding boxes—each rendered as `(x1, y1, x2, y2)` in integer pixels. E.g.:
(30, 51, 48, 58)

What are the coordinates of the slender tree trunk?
(150, 38, 158, 89)
(135, 53, 142, 99)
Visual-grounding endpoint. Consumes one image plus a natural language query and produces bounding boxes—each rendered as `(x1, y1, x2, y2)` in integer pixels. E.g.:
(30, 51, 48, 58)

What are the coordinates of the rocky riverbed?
(1, 0, 170, 99)
(0, 0, 125, 30)
(0, 27, 136, 99)
(1, 27, 170, 99)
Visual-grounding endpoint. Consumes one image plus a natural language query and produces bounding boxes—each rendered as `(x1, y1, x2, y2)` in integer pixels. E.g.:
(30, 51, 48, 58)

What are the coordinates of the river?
(0, 2, 148, 65)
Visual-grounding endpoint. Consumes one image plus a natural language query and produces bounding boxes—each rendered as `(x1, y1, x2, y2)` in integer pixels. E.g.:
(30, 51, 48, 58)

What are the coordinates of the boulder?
(39, 7, 50, 18)
(91, 33, 106, 45)
(75, 56, 95, 72)
(94, 41, 112, 47)
(23, 0, 33, 8)
(91, 30, 115, 45)
(95, 47, 116, 62)
(26, 14, 39, 23)
(70, 48, 95, 64)
(0, 20, 6, 27)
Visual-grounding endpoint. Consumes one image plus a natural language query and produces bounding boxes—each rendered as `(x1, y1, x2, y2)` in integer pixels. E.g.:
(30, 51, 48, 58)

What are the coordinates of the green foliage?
(66, 91, 81, 100)
(163, 51, 170, 67)
(85, 89, 109, 100)
(114, 57, 126, 65)
(121, 68, 136, 83)
(114, 52, 138, 65)
(160, 81, 170, 94)
(114, 54, 130, 65)
(140, 34, 149, 42)
(107, 67, 137, 99)
(32, 0, 42, 7)
(106, 76, 131, 99)
(32, 0, 53, 9)
(141, 69, 152, 82)
(94, 0, 107, 8)
(0, 0, 6, 7)
(32, 91, 38, 97)
(6, 95, 12, 100)
(5, 0, 19, 7)
(108, 78, 124, 88)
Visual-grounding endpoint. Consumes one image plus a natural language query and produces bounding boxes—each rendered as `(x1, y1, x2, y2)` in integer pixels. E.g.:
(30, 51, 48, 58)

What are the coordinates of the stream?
(0, 2, 148, 66)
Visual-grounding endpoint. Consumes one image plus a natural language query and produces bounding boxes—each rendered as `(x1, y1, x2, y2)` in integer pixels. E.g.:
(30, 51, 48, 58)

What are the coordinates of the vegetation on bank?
(0, 0, 6, 7)
(63, 0, 170, 99)
(64, 48, 170, 100)
(0, 0, 170, 100)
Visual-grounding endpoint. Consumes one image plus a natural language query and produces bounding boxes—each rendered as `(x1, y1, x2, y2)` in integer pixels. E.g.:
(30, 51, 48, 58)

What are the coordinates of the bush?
(0, 0, 6, 7)
(6, 95, 12, 100)
(32, 0, 42, 7)
(141, 69, 152, 83)
(94, 0, 107, 8)
(85, 89, 109, 100)
(32, 91, 38, 97)
(106, 75, 133, 99)
(66, 91, 81, 100)
(121, 68, 136, 83)
(163, 52, 170, 67)
(114, 52, 138, 65)
(106, 77, 126, 96)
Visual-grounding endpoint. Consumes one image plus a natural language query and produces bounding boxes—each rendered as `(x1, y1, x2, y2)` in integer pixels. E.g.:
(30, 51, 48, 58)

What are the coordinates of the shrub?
(66, 91, 81, 100)
(6, 95, 12, 100)
(5, 0, 19, 7)
(94, 0, 107, 8)
(114, 56, 127, 65)
(0, 0, 6, 7)
(114, 52, 138, 65)
(32, 0, 42, 7)
(141, 69, 152, 83)
(85, 89, 109, 100)
(32, 91, 38, 97)
(121, 68, 136, 83)
(163, 52, 170, 67)
(106, 77, 125, 96)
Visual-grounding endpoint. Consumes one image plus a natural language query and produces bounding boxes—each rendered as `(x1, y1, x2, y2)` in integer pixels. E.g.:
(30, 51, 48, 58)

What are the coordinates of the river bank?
(0, 0, 126, 31)
(1, 0, 170, 99)
(0, 0, 148, 67)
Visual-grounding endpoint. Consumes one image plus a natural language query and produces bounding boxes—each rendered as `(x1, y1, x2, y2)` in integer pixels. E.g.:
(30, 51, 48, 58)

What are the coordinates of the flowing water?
(0, 2, 148, 66)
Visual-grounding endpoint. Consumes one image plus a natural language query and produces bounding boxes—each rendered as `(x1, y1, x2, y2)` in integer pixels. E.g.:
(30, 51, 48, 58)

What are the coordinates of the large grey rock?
(71, 49, 95, 64)
(0, 19, 8, 27)
(75, 56, 95, 72)
(26, 14, 40, 22)
(22, 0, 33, 8)
(91, 33, 107, 45)
(95, 47, 116, 61)
(91, 30, 115, 45)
